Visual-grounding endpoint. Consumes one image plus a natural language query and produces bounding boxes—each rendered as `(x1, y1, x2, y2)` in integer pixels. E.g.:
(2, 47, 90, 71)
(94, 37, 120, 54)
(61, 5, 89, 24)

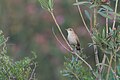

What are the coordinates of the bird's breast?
(67, 34, 77, 45)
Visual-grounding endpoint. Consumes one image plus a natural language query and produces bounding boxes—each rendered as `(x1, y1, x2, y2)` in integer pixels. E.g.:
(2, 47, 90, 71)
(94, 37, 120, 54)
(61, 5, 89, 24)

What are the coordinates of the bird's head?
(66, 28, 74, 32)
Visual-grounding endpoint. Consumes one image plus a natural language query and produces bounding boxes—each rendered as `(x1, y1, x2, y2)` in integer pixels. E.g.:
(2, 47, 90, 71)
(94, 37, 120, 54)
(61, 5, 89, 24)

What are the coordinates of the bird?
(66, 28, 81, 52)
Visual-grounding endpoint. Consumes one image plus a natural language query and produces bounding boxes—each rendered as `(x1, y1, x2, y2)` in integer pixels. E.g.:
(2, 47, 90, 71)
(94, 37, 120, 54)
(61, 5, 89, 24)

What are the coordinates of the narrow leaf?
(90, 4, 98, 8)
(73, 1, 91, 5)
(98, 11, 113, 19)
(38, 0, 49, 10)
(102, 28, 106, 38)
(48, 0, 53, 10)
(84, 10, 91, 20)
(108, 12, 120, 17)
(101, 5, 113, 11)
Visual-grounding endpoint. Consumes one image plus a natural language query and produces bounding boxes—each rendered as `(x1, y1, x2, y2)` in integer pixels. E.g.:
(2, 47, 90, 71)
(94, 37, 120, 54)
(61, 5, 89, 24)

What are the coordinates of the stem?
(75, 0, 98, 78)
(93, 7, 100, 69)
(50, 11, 73, 50)
(93, 7, 101, 80)
(112, 0, 119, 29)
(93, 41, 100, 69)
(106, 54, 113, 80)
(75, 0, 92, 36)
(113, 48, 117, 76)
(100, 54, 107, 73)
(111, 0, 119, 73)
(71, 71, 80, 80)
(75, 53, 96, 77)
(97, 62, 120, 80)
(114, 53, 116, 74)
(106, 9, 109, 35)
(93, 8, 97, 28)
(93, 7, 100, 68)
(90, 14, 93, 32)
(29, 63, 36, 80)
(97, 8, 108, 79)
(52, 27, 72, 52)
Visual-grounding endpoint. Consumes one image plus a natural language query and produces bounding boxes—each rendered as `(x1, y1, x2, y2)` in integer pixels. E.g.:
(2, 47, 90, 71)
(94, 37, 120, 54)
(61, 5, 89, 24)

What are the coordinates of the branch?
(71, 71, 80, 80)
(75, 0, 92, 36)
(100, 54, 107, 73)
(29, 63, 37, 80)
(50, 11, 73, 51)
(97, 62, 120, 80)
(74, 53, 96, 77)
(112, 0, 119, 29)
(52, 27, 72, 53)
(106, 54, 113, 80)
(106, 9, 109, 35)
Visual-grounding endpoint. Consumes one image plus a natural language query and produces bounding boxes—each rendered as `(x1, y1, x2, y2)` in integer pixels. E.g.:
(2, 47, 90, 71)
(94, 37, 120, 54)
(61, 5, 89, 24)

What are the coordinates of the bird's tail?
(76, 43, 81, 51)
(75, 43, 82, 61)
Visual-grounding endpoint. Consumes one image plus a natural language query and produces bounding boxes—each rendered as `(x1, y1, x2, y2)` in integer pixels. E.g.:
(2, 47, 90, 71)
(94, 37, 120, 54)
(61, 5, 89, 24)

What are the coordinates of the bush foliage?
(0, 30, 36, 80)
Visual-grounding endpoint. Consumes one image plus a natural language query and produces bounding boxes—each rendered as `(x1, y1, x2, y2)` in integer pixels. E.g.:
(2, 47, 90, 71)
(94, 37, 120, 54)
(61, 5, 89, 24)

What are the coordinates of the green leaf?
(117, 65, 120, 75)
(98, 11, 112, 19)
(116, 54, 120, 58)
(0, 35, 5, 46)
(48, 0, 53, 10)
(101, 39, 109, 46)
(73, 1, 91, 5)
(108, 12, 120, 17)
(96, 63, 108, 67)
(88, 43, 94, 47)
(38, 0, 53, 11)
(90, 4, 98, 8)
(84, 10, 91, 20)
(63, 73, 70, 76)
(38, 0, 49, 10)
(102, 28, 106, 39)
(101, 5, 113, 11)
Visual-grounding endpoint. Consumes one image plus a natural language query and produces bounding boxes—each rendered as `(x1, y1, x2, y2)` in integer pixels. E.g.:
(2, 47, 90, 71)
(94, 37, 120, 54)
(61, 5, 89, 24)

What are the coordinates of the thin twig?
(106, 9, 109, 35)
(52, 27, 72, 52)
(71, 71, 80, 80)
(100, 8, 108, 73)
(97, 62, 120, 80)
(112, 0, 119, 76)
(75, 53, 96, 77)
(114, 54, 117, 73)
(90, 13, 93, 32)
(106, 54, 113, 80)
(100, 54, 107, 73)
(112, 0, 119, 29)
(29, 63, 37, 80)
(50, 11, 73, 51)
(75, 0, 92, 36)
(93, 7, 100, 68)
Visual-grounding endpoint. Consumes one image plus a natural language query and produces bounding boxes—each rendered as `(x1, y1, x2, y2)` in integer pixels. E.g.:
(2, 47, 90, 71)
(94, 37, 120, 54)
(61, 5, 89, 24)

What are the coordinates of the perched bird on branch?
(66, 28, 81, 52)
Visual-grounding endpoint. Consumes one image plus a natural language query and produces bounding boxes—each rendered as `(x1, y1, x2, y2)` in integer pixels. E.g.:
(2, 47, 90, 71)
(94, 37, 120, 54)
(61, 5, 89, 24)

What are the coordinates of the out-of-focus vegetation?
(0, 0, 74, 80)
(0, 31, 36, 80)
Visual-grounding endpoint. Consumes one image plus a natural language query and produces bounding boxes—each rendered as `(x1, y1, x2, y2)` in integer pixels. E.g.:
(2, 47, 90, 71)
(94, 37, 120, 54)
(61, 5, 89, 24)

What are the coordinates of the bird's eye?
(69, 29, 72, 31)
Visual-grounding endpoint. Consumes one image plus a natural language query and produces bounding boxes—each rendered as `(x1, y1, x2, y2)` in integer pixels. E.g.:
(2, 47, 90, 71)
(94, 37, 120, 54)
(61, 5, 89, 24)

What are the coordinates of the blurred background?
(0, 0, 119, 80)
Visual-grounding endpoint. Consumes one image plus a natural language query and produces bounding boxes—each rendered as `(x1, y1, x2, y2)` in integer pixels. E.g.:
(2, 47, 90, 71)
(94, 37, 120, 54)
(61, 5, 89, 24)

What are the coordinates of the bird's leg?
(71, 45, 78, 62)
(73, 45, 79, 61)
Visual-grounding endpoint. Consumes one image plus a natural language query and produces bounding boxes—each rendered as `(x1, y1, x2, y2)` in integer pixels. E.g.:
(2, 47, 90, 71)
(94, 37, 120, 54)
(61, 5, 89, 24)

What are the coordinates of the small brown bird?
(66, 28, 80, 51)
